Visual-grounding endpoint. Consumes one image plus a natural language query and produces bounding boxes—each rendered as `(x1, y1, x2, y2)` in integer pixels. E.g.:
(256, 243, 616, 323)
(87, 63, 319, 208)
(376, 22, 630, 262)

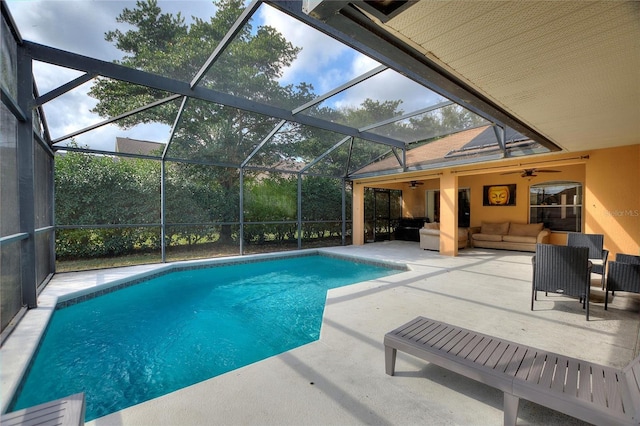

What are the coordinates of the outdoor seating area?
(530, 234, 637, 321)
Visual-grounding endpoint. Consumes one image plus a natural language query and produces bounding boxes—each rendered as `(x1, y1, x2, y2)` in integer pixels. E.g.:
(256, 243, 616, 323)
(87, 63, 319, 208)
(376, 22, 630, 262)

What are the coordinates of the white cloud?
(257, 4, 351, 94)
(7, 0, 447, 150)
(350, 54, 379, 77)
(333, 69, 445, 113)
(256, 3, 443, 115)
(7, 0, 128, 61)
(44, 87, 97, 138)
(33, 61, 85, 94)
(7, 0, 218, 60)
(43, 79, 171, 151)
(65, 122, 171, 152)
(7, 0, 211, 151)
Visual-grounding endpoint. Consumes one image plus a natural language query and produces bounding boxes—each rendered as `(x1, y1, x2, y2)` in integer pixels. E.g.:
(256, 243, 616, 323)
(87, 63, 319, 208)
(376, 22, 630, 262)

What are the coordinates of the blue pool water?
(11, 255, 400, 421)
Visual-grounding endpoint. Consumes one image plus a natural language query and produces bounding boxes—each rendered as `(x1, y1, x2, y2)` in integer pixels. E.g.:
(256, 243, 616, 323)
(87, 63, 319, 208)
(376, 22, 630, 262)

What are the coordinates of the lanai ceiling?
(304, 0, 640, 153)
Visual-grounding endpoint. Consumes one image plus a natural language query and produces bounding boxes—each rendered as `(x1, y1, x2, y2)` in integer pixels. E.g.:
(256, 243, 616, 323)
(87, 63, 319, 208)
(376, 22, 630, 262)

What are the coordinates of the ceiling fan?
(501, 168, 561, 178)
(409, 180, 424, 189)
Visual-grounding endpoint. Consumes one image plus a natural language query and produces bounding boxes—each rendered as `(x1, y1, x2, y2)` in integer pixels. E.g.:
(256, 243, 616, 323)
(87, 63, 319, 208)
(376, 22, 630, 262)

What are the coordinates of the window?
(529, 181, 582, 232)
(425, 188, 471, 227)
(364, 188, 402, 242)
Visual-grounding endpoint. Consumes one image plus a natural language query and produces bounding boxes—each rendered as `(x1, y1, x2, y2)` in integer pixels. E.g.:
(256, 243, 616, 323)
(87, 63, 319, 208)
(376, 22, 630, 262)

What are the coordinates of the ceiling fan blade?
(503, 168, 562, 177)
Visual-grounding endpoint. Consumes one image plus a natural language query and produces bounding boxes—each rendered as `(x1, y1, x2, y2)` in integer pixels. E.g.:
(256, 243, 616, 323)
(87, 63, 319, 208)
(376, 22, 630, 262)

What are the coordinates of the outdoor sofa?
(469, 222, 550, 252)
(418, 222, 468, 250)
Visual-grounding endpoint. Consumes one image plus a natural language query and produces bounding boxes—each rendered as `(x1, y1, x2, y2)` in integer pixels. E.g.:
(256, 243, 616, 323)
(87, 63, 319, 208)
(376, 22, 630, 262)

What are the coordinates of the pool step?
(1, 393, 85, 426)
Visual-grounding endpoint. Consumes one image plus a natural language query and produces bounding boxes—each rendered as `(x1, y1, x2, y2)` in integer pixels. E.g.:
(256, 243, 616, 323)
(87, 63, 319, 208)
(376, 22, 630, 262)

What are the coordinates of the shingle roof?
(115, 137, 164, 156)
(356, 126, 490, 174)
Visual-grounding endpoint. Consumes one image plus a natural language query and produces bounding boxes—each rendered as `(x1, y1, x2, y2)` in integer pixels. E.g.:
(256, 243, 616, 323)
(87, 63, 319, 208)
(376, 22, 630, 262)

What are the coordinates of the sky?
(6, 0, 444, 152)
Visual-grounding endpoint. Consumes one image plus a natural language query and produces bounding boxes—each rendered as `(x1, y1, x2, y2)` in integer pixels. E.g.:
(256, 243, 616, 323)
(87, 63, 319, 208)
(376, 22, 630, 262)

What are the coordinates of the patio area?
(6, 242, 639, 425)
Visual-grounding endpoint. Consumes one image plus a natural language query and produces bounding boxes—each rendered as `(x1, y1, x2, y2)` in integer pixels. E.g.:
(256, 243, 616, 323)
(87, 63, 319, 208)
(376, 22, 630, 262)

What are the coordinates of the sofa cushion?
(480, 221, 510, 235)
(419, 228, 439, 236)
(508, 222, 543, 237)
(472, 233, 503, 242)
(423, 222, 439, 230)
(502, 235, 537, 244)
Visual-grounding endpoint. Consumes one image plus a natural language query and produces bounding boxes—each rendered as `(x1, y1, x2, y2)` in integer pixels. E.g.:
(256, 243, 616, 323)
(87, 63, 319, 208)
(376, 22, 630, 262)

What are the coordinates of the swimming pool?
(9, 253, 402, 421)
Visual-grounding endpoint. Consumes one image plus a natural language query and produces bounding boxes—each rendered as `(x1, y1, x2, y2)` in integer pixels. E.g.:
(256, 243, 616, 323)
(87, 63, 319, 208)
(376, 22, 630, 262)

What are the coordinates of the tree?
(55, 145, 161, 258)
(86, 0, 483, 251)
(89, 0, 314, 243)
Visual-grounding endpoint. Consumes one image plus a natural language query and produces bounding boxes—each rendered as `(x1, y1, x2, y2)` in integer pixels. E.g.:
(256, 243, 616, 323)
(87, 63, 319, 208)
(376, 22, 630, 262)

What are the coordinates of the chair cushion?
(472, 233, 503, 242)
(480, 221, 510, 235)
(503, 235, 537, 244)
(423, 222, 439, 230)
(419, 228, 439, 236)
(590, 258, 604, 266)
(508, 223, 543, 237)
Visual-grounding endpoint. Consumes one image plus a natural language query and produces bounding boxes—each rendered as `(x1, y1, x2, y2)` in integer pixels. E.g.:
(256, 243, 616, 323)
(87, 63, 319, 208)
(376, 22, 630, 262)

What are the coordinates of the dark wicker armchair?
(532, 243, 592, 320)
(605, 254, 640, 310)
(567, 233, 609, 289)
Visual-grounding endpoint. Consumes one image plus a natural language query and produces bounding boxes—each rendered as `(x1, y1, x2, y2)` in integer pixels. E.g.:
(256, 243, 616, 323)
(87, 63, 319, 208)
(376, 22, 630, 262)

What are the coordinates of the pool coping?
(0, 248, 409, 415)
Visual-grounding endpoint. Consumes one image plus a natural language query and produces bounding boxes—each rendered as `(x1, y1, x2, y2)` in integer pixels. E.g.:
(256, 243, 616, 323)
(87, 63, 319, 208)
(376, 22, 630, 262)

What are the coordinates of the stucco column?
(352, 183, 365, 245)
(439, 172, 458, 256)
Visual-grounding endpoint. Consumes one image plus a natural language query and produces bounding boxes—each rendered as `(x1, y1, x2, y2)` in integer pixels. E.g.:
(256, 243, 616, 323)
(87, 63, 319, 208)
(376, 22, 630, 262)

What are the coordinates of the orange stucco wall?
(584, 145, 640, 258)
(352, 183, 365, 245)
(459, 164, 584, 228)
(439, 172, 458, 255)
(353, 144, 640, 258)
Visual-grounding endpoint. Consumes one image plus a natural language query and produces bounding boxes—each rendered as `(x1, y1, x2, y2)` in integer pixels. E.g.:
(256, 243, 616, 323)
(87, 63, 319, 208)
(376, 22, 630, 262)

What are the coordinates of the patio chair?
(604, 254, 640, 310)
(566, 232, 609, 289)
(615, 253, 640, 265)
(532, 243, 592, 320)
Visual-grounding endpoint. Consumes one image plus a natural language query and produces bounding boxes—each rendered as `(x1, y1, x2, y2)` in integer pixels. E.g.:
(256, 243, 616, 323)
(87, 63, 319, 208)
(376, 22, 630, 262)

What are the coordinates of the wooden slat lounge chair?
(384, 316, 640, 425)
(1, 393, 85, 426)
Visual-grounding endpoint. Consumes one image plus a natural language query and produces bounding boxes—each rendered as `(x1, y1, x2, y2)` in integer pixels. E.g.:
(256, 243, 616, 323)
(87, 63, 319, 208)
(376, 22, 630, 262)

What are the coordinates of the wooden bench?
(384, 317, 640, 425)
(1, 393, 85, 426)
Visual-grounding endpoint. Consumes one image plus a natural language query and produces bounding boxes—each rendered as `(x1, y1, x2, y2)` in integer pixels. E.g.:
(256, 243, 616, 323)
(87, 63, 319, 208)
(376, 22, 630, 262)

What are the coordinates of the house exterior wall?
(353, 144, 640, 258)
(459, 163, 585, 246)
(585, 145, 640, 259)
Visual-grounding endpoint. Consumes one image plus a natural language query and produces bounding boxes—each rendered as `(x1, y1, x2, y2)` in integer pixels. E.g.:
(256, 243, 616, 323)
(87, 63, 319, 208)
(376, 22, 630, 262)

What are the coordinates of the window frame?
(529, 181, 583, 232)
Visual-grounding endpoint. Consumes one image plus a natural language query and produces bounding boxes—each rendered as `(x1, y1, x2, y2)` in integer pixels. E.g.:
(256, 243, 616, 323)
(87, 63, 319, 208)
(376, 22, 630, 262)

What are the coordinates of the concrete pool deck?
(2, 242, 640, 425)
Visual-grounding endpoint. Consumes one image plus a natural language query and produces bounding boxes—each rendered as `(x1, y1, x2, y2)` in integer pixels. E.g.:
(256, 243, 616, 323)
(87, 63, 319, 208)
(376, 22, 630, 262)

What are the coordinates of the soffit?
(359, 1, 640, 152)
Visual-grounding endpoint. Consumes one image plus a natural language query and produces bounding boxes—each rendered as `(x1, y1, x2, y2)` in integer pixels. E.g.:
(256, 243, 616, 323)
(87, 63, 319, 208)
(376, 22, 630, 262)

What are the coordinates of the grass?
(55, 237, 348, 273)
